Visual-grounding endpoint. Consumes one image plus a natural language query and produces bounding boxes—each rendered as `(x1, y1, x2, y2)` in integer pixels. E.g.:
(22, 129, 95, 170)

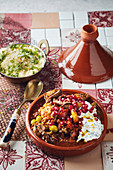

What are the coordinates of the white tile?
(98, 27, 105, 37)
(106, 36, 113, 46)
(46, 29, 60, 37)
(47, 37, 61, 47)
(105, 27, 113, 36)
(107, 45, 113, 52)
(80, 83, 96, 89)
(60, 20, 74, 28)
(62, 74, 80, 89)
(74, 11, 88, 20)
(59, 12, 73, 20)
(62, 74, 95, 89)
(102, 141, 113, 170)
(75, 18, 88, 28)
(31, 29, 45, 42)
(96, 79, 112, 89)
(112, 77, 113, 88)
(97, 36, 107, 46)
(46, 29, 61, 47)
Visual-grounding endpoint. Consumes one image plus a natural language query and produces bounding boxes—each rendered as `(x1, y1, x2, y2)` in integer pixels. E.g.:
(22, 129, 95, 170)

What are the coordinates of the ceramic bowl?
(0, 40, 49, 83)
(25, 89, 107, 156)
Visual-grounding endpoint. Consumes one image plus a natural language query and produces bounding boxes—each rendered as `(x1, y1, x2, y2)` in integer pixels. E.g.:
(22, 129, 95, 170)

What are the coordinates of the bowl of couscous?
(0, 40, 49, 83)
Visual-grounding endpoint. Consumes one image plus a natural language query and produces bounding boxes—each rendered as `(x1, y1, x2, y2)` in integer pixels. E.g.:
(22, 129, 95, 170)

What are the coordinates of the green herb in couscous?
(0, 44, 45, 77)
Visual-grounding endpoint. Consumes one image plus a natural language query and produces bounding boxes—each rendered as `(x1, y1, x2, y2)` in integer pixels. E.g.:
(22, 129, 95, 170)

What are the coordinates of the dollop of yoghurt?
(77, 101, 104, 142)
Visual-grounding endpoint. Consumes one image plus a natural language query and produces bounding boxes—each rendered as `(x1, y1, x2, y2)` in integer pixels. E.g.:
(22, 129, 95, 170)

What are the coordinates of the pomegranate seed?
(56, 111, 60, 115)
(78, 112, 81, 116)
(81, 101, 85, 105)
(69, 105, 73, 110)
(61, 98, 65, 101)
(60, 121, 64, 125)
(93, 113, 97, 117)
(64, 121, 67, 124)
(91, 106, 94, 110)
(50, 101, 53, 105)
(51, 111, 57, 117)
(79, 117, 83, 121)
(82, 108, 87, 113)
(74, 106, 78, 111)
(73, 103, 77, 107)
(59, 107, 63, 111)
(62, 117, 65, 120)
(84, 104, 88, 109)
(101, 121, 104, 124)
(79, 121, 83, 125)
(89, 109, 93, 113)
(52, 107, 55, 111)
(95, 118, 98, 121)
(55, 106, 59, 111)
(67, 117, 72, 121)
(75, 124, 78, 128)
(49, 122, 54, 126)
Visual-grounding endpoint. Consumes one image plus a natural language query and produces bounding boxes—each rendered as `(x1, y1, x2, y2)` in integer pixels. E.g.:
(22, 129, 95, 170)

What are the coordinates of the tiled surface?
(0, 11, 113, 170)
(32, 13, 60, 28)
(0, 141, 25, 170)
(102, 142, 113, 170)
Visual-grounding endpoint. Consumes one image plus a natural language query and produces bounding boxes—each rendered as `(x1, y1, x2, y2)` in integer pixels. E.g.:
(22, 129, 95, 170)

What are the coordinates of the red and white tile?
(25, 142, 64, 170)
(102, 141, 113, 170)
(0, 141, 25, 170)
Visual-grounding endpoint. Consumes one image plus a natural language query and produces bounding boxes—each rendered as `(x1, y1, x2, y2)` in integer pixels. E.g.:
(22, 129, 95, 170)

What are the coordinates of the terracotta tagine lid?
(58, 24, 113, 84)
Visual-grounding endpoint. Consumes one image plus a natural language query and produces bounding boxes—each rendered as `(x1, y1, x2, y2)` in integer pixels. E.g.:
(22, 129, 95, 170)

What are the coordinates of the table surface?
(0, 11, 113, 170)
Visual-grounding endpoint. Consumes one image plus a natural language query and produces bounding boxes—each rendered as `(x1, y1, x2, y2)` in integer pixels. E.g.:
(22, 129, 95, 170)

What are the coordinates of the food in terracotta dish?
(0, 44, 45, 77)
(30, 89, 104, 146)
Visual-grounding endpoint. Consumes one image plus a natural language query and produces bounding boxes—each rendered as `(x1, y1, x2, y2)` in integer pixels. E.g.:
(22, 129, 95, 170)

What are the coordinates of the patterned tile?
(88, 11, 113, 27)
(0, 141, 25, 170)
(102, 141, 113, 170)
(61, 28, 81, 47)
(0, 13, 31, 48)
(97, 89, 113, 114)
(104, 114, 113, 141)
(25, 142, 64, 170)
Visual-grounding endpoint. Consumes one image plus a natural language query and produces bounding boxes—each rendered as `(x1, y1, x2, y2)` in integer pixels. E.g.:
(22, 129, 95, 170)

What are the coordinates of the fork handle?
(0, 109, 20, 148)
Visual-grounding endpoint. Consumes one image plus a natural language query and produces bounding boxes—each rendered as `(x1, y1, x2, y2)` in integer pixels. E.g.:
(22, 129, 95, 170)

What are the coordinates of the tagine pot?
(58, 24, 113, 84)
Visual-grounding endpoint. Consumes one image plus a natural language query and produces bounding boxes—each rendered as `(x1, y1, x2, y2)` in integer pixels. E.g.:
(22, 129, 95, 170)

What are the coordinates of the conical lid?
(58, 24, 113, 84)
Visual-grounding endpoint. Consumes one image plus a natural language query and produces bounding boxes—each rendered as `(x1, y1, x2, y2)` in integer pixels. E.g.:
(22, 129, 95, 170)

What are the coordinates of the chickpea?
(36, 116, 42, 123)
(49, 125, 58, 133)
(31, 119, 36, 125)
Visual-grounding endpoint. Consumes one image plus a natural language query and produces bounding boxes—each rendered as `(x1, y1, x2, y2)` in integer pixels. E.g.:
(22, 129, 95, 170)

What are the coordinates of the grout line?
(111, 78, 113, 88)
(44, 29, 46, 39)
(59, 28, 62, 49)
(87, 11, 90, 24)
(103, 27, 108, 46)
(72, 12, 75, 28)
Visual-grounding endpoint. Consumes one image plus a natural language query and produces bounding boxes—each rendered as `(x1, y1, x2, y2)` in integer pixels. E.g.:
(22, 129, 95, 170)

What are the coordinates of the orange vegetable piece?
(71, 109, 79, 123)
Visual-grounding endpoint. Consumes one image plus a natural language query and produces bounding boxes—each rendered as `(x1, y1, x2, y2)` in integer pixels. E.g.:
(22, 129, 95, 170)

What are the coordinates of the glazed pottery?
(26, 89, 107, 156)
(58, 24, 113, 83)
